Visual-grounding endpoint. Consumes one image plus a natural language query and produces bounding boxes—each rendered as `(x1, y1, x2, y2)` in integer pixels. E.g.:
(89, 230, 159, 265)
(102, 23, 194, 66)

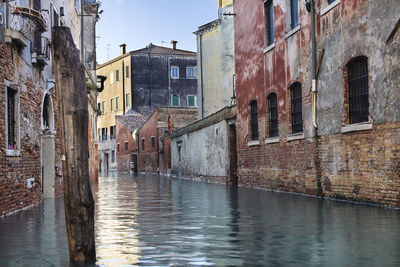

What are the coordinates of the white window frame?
(110, 71, 114, 84)
(186, 66, 197, 79)
(187, 95, 197, 107)
(171, 66, 179, 79)
(171, 95, 180, 107)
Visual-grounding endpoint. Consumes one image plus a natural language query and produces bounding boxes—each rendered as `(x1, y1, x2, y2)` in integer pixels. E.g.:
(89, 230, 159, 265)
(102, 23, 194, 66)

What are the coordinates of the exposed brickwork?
(138, 107, 198, 174)
(0, 42, 63, 216)
(234, 0, 400, 207)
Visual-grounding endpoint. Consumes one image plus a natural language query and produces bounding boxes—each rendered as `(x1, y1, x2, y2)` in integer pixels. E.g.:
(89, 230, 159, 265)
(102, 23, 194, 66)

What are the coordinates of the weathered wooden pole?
(51, 26, 96, 264)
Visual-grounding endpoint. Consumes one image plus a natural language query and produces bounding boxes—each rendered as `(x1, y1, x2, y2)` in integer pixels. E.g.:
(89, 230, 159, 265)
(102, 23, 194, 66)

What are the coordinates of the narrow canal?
(1, 173, 400, 266)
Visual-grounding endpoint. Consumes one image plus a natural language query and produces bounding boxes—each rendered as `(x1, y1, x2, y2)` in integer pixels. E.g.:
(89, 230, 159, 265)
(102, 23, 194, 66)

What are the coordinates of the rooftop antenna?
(107, 44, 111, 61)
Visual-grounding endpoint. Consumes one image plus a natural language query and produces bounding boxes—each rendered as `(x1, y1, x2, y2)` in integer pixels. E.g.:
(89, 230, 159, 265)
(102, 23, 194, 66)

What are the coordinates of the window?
(328, 0, 336, 4)
(172, 95, 180, 107)
(290, 0, 299, 29)
(101, 101, 105, 114)
(52, 6, 59, 27)
(97, 102, 101, 113)
(116, 96, 120, 110)
(98, 129, 101, 141)
(7, 88, 18, 150)
(126, 66, 129, 78)
(290, 83, 303, 133)
(264, 0, 274, 46)
(187, 95, 197, 107)
(116, 69, 119, 82)
(125, 141, 128, 151)
(267, 93, 278, 137)
(110, 125, 116, 140)
(348, 56, 369, 124)
(250, 100, 258, 140)
(141, 138, 145, 150)
(110, 71, 114, 84)
(151, 136, 155, 148)
(178, 144, 181, 162)
(101, 127, 107, 141)
(126, 93, 131, 108)
(117, 143, 120, 152)
(75, 0, 81, 13)
(171, 66, 179, 79)
(111, 150, 115, 163)
(110, 98, 114, 111)
(186, 67, 196, 79)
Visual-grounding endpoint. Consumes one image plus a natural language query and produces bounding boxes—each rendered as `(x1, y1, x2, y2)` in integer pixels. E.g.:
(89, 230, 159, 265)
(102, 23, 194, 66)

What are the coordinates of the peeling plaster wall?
(172, 120, 229, 179)
(317, 0, 400, 134)
(196, 4, 235, 118)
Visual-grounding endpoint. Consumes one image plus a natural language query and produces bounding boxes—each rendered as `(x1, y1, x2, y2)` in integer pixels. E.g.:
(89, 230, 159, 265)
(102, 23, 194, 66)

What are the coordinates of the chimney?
(171, 40, 178, 50)
(120, 43, 127, 55)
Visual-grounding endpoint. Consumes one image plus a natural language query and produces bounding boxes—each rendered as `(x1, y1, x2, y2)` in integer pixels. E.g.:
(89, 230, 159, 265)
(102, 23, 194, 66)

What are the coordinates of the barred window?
(267, 93, 278, 137)
(290, 83, 303, 133)
(250, 100, 258, 140)
(7, 88, 17, 149)
(348, 56, 368, 124)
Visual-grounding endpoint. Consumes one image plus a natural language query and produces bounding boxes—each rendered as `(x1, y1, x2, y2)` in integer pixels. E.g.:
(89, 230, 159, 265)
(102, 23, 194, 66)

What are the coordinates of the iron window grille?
(348, 56, 369, 124)
(267, 93, 278, 137)
(290, 83, 303, 133)
(264, 0, 274, 46)
(250, 100, 259, 140)
(7, 88, 16, 149)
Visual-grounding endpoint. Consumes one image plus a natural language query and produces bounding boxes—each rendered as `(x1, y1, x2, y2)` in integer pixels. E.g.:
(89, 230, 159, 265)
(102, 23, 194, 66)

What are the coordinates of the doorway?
(41, 93, 55, 198)
(228, 124, 238, 185)
(131, 154, 138, 175)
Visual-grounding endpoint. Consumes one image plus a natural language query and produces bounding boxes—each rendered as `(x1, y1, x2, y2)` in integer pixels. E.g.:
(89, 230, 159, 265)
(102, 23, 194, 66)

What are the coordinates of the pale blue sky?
(96, 0, 218, 64)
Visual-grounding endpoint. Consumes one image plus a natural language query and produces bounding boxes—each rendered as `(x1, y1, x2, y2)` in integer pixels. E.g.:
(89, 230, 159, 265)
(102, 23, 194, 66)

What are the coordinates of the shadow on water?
(1, 172, 400, 266)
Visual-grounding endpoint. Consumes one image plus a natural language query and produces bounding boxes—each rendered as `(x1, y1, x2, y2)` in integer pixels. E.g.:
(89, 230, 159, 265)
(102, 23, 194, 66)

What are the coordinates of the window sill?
(263, 42, 276, 54)
(285, 25, 301, 39)
(321, 0, 340, 16)
(248, 140, 260, 147)
(6, 149, 21, 157)
(265, 137, 280, 144)
(287, 133, 305, 142)
(341, 122, 372, 133)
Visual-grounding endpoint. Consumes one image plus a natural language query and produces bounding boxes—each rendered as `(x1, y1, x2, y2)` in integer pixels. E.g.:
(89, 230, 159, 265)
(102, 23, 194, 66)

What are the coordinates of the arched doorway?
(41, 92, 56, 198)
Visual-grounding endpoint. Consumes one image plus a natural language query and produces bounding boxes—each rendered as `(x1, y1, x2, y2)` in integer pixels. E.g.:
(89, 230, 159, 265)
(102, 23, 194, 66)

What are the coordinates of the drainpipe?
(311, 0, 317, 129)
(199, 33, 204, 119)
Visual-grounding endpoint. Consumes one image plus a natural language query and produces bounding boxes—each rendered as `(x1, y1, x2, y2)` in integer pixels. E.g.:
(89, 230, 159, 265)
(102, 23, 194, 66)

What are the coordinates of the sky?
(96, 0, 218, 64)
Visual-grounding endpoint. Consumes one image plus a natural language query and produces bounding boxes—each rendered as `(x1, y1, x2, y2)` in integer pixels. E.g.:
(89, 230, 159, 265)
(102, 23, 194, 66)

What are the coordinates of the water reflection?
(0, 173, 400, 266)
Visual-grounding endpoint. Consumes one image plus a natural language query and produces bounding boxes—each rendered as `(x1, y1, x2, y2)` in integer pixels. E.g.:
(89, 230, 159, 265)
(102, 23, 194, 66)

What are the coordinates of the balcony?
(32, 36, 50, 67)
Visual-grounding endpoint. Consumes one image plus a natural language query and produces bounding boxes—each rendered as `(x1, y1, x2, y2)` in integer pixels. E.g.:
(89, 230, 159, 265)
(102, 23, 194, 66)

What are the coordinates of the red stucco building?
(234, 0, 400, 206)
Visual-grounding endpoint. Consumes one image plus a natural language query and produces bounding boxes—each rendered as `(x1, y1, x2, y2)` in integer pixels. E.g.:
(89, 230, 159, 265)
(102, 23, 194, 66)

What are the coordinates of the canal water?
(1, 173, 400, 266)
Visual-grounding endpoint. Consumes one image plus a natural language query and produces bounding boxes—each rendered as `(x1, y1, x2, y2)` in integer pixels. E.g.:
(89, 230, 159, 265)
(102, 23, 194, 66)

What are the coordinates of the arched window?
(290, 83, 303, 133)
(348, 56, 368, 124)
(267, 93, 278, 137)
(250, 100, 258, 140)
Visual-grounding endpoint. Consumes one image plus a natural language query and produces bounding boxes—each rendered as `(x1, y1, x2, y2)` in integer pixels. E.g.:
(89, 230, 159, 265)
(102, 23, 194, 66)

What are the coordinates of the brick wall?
(234, 0, 400, 207)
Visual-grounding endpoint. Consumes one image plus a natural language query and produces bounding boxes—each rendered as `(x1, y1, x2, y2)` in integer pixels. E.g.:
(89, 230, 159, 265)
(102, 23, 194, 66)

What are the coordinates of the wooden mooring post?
(51, 27, 96, 264)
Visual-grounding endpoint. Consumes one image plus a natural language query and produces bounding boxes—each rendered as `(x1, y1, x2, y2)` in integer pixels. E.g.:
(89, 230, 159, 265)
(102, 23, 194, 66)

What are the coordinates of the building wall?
(97, 54, 131, 171)
(115, 113, 144, 173)
(0, 0, 94, 216)
(131, 50, 197, 112)
(234, 0, 400, 207)
(138, 110, 159, 174)
(196, 3, 235, 118)
(138, 107, 198, 174)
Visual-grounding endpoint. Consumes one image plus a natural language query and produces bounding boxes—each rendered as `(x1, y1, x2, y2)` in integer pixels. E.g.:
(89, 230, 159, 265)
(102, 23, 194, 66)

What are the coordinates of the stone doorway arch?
(41, 92, 56, 198)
